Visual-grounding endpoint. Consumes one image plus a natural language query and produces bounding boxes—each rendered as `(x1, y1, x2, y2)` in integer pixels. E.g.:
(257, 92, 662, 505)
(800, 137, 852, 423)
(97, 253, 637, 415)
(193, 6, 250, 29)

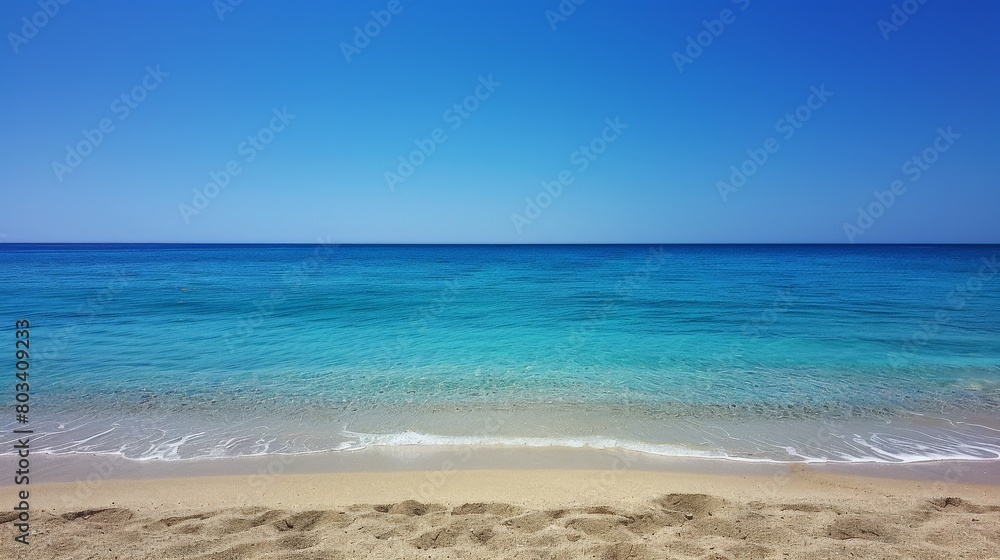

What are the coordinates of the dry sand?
(3, 465, 1000, 559)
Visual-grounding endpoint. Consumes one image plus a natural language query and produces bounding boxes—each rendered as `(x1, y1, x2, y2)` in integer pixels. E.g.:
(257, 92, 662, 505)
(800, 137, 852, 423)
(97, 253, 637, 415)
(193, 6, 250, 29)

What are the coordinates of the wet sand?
(3, 453, 1000, 559)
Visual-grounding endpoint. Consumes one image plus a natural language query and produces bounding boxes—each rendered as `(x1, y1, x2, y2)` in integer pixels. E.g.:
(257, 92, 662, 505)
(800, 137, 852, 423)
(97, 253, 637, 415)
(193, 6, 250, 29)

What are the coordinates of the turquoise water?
(1, 244, 999, 463)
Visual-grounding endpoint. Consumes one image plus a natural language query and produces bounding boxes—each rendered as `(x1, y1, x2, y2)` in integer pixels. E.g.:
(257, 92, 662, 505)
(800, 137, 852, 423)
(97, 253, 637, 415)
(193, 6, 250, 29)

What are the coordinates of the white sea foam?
(140, 432, 206, 461)
(6, 416, 1000, 464)
(336, 428, 1000, 465)
(340, 430, 736, 458)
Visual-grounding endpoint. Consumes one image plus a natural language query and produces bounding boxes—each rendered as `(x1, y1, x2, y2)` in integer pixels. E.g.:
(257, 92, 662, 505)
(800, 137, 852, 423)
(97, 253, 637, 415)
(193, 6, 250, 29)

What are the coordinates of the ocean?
(1, 244, 999, 464)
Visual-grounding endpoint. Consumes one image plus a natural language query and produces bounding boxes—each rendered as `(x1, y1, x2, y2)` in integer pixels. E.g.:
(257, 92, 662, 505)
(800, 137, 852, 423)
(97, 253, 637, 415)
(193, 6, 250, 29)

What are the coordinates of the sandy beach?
(4, 462, 999, 559)
(6, 0, 1000, 556)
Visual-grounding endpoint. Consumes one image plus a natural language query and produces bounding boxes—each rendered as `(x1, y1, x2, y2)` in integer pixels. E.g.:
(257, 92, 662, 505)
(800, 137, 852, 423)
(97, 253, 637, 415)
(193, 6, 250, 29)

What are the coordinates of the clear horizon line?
(2, 242, 999, 246)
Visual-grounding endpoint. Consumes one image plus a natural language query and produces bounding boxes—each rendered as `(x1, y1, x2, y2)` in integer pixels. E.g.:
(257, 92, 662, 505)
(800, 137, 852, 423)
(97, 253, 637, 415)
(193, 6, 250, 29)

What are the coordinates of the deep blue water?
(1, 244, 999, 462)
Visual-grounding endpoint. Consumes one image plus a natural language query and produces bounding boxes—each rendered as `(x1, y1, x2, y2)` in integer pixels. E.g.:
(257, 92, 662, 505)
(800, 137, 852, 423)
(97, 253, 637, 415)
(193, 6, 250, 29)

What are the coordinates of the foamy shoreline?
(13, 444, 1000, 488)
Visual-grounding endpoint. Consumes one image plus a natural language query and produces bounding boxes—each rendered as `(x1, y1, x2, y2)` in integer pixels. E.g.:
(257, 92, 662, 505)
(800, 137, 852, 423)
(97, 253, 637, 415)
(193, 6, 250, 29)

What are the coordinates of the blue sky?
(1, 0, 997, 243)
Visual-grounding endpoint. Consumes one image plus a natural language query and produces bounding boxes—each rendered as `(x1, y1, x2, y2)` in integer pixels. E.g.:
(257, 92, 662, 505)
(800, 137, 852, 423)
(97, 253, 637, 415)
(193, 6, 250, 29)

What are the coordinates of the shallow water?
(1, 244, 998, 463)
